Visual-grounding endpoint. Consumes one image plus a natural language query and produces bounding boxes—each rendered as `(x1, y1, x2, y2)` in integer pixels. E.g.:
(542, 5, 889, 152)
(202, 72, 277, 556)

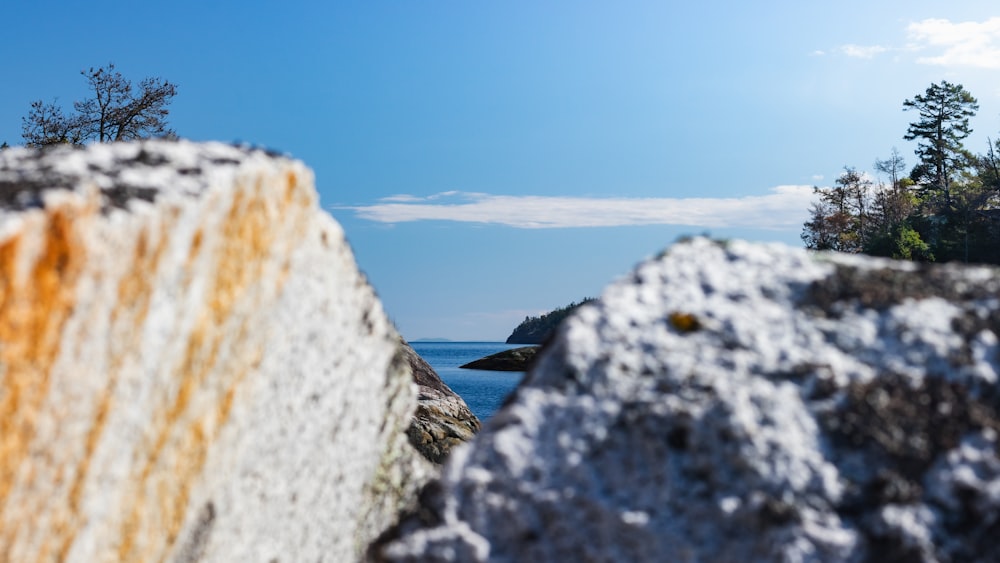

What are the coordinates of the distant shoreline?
(410, 339, 515, 344)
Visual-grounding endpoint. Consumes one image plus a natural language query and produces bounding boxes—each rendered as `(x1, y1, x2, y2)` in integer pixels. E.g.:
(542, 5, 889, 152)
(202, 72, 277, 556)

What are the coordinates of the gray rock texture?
(372, 238, 1000, 562)
(400, 340, 481, 464)
(0, 141, 434, 562)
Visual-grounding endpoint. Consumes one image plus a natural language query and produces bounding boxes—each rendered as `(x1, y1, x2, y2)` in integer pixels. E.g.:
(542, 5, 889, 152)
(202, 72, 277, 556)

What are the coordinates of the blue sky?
(3, 2, 999, 340)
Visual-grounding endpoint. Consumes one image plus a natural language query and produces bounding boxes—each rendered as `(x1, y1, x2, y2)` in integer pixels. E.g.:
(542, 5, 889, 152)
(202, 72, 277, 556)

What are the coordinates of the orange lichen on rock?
(0, 162, 312, 560)
(116, 174, 300, 561)
(0, 142, 426, 563)
(53, 208, 178, 561)
(0, 204, 88, 560)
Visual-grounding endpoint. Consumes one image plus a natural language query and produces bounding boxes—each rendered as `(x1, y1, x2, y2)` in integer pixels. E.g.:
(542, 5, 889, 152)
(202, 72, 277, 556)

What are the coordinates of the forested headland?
(802, 80, 1000, 264)
(506, 299, 596, 344)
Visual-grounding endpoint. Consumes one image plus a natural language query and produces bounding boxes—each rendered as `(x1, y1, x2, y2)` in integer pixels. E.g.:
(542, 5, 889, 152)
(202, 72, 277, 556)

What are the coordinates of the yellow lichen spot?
(189, 228, 204, 260)
(285, 171, 298, 205)
(668, 312, 701, 333)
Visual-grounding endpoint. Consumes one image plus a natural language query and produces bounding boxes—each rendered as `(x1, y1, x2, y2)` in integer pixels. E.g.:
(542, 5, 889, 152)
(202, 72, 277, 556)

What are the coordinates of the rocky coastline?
(399, 340, 481, 463)
(374, 238, 1000, 562)
(4, 142, 999, 562)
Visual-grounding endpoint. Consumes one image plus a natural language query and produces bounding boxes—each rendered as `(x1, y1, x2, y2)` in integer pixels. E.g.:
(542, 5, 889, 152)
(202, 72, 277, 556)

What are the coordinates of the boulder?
(372, 238, 1000, 562)
(400, 340, 481, 464)
(459, 346, 538, 372)
(0, 141, 434, 562)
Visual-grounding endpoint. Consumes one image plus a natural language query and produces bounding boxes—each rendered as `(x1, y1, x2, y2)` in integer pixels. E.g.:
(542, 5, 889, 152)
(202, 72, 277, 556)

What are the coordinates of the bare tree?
(802, 168, 877, 253)
(874, 147, 906, 193)
(802, 200, 852, 251)
(21, 63, 177, 147)
(873, 148, 912, 227)
(980, 137, 1000, 194)
(21, 100, 82, 146)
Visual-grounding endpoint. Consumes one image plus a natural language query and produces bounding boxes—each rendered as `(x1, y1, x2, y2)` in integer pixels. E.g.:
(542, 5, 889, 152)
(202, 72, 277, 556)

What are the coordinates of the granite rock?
(373, 238, 1000, 562)
(0, 141, 434, 562)
(400, 340, 481, 464)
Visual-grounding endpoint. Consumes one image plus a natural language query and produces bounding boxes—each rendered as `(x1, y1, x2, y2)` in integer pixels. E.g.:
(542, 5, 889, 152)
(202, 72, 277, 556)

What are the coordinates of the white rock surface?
(374, 238, 1000, 562)
(0, 141, 433, 562)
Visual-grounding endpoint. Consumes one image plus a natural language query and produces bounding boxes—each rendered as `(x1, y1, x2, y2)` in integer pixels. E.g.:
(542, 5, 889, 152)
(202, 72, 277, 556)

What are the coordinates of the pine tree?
(903, 81, 979, 208)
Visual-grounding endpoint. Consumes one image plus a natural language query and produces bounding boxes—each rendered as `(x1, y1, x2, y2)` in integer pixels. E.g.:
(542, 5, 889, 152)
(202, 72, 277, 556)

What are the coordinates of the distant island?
(412, 337, 453, 343)
(460, 346, 538, 372)
(506, 299, 596, 344)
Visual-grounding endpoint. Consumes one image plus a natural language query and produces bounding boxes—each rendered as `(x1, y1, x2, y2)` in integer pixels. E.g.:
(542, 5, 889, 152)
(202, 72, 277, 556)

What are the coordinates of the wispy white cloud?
(379, 194, 424, 203)
(380, 190, 463, 202)
(839, 44, 889, 59)
(339, 186, 816, 230)
(907, 17, 1000, 69)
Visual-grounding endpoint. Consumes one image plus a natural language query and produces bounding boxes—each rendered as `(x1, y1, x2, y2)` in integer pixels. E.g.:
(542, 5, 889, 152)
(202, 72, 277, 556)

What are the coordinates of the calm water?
(410, 341, 527, 421)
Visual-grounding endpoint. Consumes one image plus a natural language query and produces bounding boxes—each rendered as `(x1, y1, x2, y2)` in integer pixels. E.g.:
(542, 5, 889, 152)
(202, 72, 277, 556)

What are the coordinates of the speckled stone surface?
(399, 340, 481, 464)
(373, 238, 1000, 562)
(0, 141, 433, 562)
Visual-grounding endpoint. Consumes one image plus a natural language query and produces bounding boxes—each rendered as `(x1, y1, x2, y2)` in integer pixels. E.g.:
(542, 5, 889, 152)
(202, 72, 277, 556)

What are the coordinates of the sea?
(410, 341, 528, 421)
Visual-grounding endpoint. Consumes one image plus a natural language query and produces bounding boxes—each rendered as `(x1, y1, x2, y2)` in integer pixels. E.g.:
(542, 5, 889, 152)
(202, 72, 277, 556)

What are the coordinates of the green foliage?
(803, 81, 1000, 265)
(894, 224, 933, 261)
(866, 222, 933, 261)
(506, 299, 597, 344)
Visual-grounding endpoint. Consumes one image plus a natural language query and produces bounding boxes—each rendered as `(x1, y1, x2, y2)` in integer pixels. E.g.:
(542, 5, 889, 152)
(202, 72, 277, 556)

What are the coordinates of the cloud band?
(338, 186, 815, 230)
